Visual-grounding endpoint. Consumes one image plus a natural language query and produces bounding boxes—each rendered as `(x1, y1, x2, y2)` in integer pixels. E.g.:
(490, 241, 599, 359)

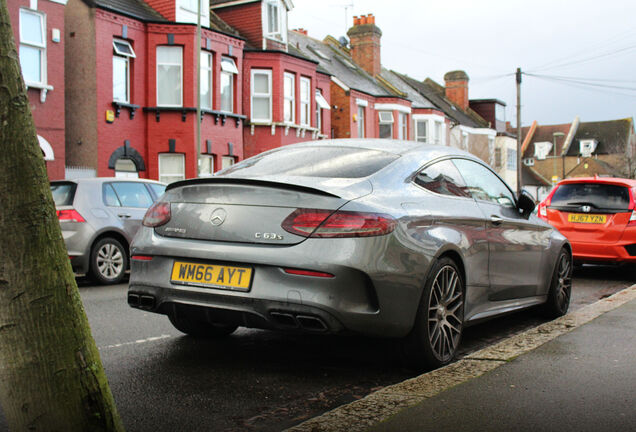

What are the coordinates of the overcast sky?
(288, 0, 636, 127)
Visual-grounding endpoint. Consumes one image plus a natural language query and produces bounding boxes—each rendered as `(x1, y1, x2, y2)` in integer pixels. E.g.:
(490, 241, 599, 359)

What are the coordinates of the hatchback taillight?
(143, 202, 171, 227)
(56, 209, 86, 223)
(629, 211, 636, 226)
(282, 209, 396, 238)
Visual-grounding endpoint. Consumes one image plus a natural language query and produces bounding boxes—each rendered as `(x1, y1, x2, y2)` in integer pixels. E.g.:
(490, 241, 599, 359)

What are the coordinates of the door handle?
(118, 213, 132, 219)
(490, 215, 503, 226)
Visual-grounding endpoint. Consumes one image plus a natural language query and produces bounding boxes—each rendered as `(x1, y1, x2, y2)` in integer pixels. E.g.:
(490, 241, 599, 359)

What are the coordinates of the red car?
(538, 177, 636, 264)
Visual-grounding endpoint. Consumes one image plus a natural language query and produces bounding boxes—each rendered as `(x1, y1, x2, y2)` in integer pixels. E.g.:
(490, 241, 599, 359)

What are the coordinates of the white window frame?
(19, 8, 46, 87)
(220, 57, 237, 113)
(379, 111, 394, 139)
(415, 119, 427, 143)
(251, 69, 272, 123)
(299, 77, 311, 127)
(156, 46, 183, 107)
(283, 72, 295, 124)
(263, 0, 286, 43)
(198, 154, 214, 177)
(398, 113, 408, 140)
(221, 156, 235, 170)
(200, 50, 213, 110)
(112, 40, 135, 104)
(357, 105, 365, 138)
(158, 153, 185, 184)
(434, 121, 443, 145)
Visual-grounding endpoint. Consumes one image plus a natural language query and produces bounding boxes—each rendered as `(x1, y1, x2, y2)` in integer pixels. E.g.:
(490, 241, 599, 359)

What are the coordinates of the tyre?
(403, 257, 465, 369)
(168, 313, 237, 338)
(541, 247, 572, 318)
(89, 237, 128, 285)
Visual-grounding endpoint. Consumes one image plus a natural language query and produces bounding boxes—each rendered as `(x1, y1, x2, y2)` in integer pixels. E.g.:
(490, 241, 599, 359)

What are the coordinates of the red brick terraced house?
(8, 0, 67, 180)
(211, 0, 332, 158)
(65, 0, 246, 183)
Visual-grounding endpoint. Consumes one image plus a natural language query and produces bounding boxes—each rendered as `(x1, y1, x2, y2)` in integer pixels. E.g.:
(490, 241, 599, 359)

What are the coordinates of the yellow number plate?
(567, 213, 607, 224)
(171, 261, 252, 291)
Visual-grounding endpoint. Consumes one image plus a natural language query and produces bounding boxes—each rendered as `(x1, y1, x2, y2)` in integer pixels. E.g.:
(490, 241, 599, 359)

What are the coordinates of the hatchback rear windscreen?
(220, 146, 399, 178)
(551, 183, 630, 211)
(50, 182, 77, 206)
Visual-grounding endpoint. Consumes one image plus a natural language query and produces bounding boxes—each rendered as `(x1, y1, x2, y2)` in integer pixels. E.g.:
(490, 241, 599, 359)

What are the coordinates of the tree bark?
(0, 1, 124, 430)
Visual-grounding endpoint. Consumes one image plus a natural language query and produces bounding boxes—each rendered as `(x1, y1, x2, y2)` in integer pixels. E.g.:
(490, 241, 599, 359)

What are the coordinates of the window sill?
(25, 82, 54, 103)
(112, 101, 141, 119)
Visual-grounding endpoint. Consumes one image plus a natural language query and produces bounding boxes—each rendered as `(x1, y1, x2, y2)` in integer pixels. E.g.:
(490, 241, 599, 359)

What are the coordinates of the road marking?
(98, 334, 174, 350)
(286, 284, 636, 432)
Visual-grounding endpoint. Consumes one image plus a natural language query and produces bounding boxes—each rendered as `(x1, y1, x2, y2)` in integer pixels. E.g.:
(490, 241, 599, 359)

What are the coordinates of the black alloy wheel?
(404, 256, 465, 369)
(542, 248, 572, 318)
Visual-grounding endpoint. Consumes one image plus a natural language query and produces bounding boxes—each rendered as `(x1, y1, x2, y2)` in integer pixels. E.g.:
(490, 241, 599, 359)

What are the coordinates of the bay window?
(283, 72, 295, 124)
(415, 120, 427, 142)
(379, 111, 394, 139)
(200, 51, 212, 109)
(157, 46, 183, 107)
(251, 69, 272, 122)
(220, 57, 238, 112)
(300, 77, 311, 127)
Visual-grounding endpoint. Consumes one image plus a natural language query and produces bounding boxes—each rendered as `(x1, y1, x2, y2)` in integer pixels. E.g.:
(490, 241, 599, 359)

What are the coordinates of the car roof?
(51, 177, 166, 185)
(557, 177, 636, 189)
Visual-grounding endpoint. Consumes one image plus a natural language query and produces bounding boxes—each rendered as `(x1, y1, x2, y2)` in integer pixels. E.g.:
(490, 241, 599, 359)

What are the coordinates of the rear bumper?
(571, 240, 636, 263)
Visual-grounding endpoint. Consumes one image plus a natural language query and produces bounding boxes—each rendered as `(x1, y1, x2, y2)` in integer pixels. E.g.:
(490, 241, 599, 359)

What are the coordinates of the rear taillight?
(142, 202, 171, 227)
(282, 209, 396, 238)
(56, 209, 86, 223)
(629, 211, 636, 226)
(283, 268, 335, 278)
(538, 203, 547, 219)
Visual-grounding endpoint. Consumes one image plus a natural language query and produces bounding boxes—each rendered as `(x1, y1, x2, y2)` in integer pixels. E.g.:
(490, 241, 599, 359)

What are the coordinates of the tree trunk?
(0, 1, 124, 430)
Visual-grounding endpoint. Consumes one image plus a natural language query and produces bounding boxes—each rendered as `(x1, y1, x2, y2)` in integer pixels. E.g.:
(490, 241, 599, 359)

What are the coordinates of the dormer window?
(534, 141, 552, 160)
(263, 0, 287, 43)
(580, 139, 598, 157)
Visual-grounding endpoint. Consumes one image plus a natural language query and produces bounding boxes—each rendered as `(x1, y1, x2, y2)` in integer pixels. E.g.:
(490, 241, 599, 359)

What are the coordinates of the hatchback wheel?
(89, 237, 127, 285)
(403, 257, 465, 369)
(168, 313, 237, 338)
(542, 248, 572, 318)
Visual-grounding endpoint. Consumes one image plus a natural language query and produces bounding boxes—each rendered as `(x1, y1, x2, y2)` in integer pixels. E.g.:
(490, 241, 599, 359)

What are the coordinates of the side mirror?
(517, 189, 536, 218)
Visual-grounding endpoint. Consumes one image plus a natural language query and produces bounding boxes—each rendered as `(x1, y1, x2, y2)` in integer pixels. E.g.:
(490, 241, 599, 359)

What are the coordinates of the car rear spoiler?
(166, 177, 341, 198)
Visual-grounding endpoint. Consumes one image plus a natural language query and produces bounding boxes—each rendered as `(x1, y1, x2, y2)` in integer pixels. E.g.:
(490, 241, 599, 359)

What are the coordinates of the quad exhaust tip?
(128, 293, 156, 310)
(270, 311, 328, 332)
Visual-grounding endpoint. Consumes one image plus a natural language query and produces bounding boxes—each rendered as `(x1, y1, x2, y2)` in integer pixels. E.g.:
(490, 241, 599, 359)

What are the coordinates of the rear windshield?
(50, 182, 77, 206)
(219, 146, 399, 179)
(551, 183, 630, 211)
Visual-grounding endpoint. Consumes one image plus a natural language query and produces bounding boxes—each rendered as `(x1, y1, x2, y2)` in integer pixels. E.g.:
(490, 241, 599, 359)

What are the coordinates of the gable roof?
(565, 157, 618, 177)
(394, 73, 487, 128)
(565, 118, 634, 156)
(380, 69, 435, 109)
(522, 165, 551, 187)
(288, 31, 398, 98)
(91, 0, 167, 21)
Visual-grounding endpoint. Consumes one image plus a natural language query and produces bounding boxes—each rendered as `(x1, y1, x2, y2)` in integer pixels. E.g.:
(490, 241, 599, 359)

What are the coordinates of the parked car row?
(51, 140, 634, 369)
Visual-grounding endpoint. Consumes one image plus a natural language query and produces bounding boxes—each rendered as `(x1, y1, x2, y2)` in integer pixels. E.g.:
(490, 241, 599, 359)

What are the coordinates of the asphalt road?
(0, 264, 633, 432)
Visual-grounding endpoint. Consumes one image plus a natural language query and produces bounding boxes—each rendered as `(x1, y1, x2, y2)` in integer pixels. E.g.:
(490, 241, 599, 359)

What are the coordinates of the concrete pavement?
(288, 284, 636, 432)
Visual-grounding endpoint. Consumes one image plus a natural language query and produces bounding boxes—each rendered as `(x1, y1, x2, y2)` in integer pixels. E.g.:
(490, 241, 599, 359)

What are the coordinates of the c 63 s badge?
(255, 232, 284, 240)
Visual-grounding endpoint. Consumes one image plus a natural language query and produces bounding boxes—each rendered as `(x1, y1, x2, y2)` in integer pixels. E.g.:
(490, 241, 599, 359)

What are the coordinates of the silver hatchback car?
(128, 140, 571, 368)
(51, 178, 166, 284)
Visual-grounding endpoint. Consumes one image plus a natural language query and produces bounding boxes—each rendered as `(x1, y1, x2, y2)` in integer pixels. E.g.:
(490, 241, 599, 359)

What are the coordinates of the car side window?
(111, 182, 154, 208)
(103, 184, 122, 207)
(414, 159, 472, 198)
(148, 183, 166, 201)
(452, 159, 516, 208)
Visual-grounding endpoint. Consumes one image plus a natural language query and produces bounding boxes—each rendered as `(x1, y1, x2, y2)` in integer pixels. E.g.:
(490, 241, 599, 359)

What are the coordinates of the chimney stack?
(292, 28, 308, 35)
(444, 70, 470, 110)
(347, 13, 382, 77)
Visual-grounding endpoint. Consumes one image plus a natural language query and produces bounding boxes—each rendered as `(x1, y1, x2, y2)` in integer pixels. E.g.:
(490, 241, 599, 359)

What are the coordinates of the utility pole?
(516, 67, 522, 196)
(196, 0, 202, 177)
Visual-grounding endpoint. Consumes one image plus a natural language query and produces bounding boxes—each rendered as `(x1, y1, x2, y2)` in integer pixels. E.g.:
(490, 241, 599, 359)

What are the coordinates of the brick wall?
(8, 0, 66, 180)
(213, 2, 262, 48)
(347, 15, 382, 77)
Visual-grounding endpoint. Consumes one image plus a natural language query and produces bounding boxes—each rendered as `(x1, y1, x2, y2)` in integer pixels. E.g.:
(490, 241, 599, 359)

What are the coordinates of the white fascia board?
(211, 0, 259, 9)
(48, 0, 68, 5)
(374, 103, 411, 114)
(355, 98, 368, 107)
(331, 76, 350, 92)
(459, 125, 496, 137)
(412, 113, 445, 123)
